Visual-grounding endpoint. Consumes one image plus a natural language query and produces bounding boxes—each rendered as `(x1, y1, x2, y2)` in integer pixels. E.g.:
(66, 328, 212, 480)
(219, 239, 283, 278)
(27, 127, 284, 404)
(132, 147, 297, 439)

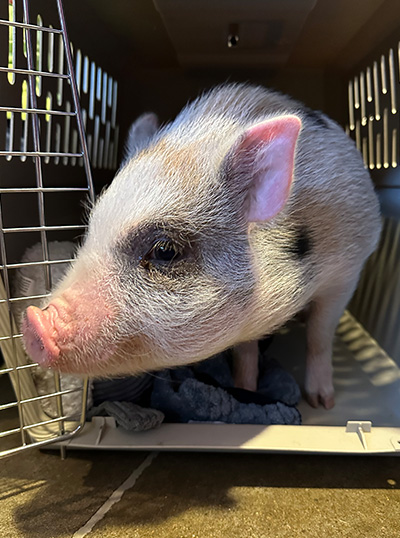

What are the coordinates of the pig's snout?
(23, 305, 62, 368)
(22, 287, 121, 376)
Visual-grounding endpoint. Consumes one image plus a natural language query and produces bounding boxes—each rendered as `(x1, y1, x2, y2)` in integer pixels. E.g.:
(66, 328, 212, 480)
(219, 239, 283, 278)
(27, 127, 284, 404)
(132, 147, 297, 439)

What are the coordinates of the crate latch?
(91, 416, 117, 445)
(390, 437, 400, 452)
(346, 421, 372, 450)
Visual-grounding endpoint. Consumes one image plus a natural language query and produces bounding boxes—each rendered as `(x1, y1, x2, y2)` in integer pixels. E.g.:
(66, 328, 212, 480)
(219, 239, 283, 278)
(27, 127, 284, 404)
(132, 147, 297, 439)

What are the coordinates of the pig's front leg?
(233, 340, 259, 391)
(305, 281, 357, 409)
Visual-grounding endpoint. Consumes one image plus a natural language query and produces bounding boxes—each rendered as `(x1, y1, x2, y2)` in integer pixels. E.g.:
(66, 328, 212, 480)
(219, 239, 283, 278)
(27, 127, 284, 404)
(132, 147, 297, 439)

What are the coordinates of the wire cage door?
(0, 0, 95, 458)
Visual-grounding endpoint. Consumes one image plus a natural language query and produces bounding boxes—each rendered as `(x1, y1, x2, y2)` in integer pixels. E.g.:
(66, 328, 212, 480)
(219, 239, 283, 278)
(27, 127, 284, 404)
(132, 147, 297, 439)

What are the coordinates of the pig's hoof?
(305, 391, 335, 410)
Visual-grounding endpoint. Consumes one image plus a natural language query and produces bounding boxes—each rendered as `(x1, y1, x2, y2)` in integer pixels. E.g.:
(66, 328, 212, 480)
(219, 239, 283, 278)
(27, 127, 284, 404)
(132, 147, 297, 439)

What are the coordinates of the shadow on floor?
(5, 449, 400, 538)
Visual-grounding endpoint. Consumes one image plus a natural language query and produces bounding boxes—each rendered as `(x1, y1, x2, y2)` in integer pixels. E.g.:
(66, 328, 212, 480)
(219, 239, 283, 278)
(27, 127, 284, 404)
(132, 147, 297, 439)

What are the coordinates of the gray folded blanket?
(150, 354, 301, 426)
(89, 350, 301, 430)
(87, 401, 164, 432)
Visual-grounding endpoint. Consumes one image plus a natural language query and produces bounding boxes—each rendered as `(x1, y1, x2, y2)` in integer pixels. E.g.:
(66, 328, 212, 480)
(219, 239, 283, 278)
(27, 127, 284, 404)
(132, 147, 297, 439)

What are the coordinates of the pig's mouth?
(23, 305, 62, 367)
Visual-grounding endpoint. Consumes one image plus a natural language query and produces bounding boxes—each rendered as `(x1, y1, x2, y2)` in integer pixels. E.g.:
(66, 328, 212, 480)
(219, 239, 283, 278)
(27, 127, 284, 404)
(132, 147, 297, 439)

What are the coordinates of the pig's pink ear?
(230, 115, 301, 222)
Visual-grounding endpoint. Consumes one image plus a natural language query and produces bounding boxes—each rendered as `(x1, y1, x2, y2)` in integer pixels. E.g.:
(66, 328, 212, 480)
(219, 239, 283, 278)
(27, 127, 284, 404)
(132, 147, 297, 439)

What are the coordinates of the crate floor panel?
(270, 311, 400, 428)
(44, 311, 400, 455)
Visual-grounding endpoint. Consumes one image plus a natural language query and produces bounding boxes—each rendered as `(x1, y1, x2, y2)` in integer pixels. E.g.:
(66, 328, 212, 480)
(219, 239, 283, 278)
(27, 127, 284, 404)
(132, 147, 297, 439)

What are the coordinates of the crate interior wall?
(1, 0, 400, 456)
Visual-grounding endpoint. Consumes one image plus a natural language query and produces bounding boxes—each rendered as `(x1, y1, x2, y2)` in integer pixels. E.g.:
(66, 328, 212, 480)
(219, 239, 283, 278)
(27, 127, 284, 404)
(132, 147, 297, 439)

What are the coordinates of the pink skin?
(22, 283, 117, 375)
(23, 304, 62, 366)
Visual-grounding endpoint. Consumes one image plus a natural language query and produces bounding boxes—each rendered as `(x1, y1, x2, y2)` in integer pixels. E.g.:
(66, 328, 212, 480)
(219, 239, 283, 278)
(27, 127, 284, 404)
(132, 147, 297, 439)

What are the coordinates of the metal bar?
(0, 66, 69, 79)
(0, 151, 82, 157)
(22, 414, 76, 431)
(0, 335, 23, 342)
(2, 259, 74, 270)
(0, 414, 81, 440)
(54, 2, 83, 453)
(43, 0, 94, 457)
(3, 294, 49, 304)
(0, 106, 76, 117)
(0, 19, 62, 33)
(0, 388, 82, 411)
(78, 377, 89, 435)
(0, 401, 21, 411)
(23, 389, 83, 405)
(56, 0, 95, 205)
(22, 2, 54, 412)
(0, 0, 28, 435)
(2, 225, 85, 233)
(15, 0, 45, 447)
(0, 421, 85, 459)
(0, 427, 21, 439)
(13, 386, 83, 407)
(0, 187, 89, 193)
(0, 200, 26, 445)
(0, 363, 38, 374)
(1, 257, 76, 269)
(54, 373, 66, 454)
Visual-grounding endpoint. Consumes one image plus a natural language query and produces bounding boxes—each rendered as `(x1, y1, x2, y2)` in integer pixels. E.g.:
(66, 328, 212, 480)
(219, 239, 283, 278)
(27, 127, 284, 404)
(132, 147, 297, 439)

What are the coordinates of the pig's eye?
(142, 239, 182, 267)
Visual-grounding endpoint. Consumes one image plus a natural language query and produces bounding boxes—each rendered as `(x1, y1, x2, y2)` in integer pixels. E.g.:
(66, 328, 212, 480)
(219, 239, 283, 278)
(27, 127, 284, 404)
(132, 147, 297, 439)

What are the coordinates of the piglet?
(22, 83, 381, 409)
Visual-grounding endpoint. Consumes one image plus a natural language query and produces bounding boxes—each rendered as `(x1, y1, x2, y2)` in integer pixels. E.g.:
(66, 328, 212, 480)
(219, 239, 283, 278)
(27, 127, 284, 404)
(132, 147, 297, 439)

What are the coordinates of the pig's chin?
(45, 351, 129, 378)
(33, 345, 150, 379)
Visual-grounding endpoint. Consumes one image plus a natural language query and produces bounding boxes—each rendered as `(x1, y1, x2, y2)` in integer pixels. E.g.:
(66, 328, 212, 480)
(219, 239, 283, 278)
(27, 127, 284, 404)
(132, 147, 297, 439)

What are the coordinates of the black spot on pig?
(288, 227, 311, 259)
(303, 107, 329, 129)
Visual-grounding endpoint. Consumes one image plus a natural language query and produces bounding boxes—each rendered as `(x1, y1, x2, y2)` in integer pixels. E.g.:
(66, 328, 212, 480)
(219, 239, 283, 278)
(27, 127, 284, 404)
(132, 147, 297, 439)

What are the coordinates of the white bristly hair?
(30, 83, 381, 383)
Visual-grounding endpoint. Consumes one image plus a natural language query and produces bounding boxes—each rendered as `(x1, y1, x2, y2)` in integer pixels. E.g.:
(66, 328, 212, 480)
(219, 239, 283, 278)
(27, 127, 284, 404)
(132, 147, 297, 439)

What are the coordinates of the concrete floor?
(1, 447, 400, 538)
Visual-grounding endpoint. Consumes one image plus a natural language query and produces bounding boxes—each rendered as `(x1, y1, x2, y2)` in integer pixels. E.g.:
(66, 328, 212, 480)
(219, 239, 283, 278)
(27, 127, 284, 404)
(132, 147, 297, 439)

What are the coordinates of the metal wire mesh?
(0, 0, 108, 458)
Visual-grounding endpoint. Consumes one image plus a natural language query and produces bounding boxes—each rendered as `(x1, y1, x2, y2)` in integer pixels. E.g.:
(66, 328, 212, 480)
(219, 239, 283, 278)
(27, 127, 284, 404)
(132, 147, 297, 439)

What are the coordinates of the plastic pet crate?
(0, 0, 400, 457)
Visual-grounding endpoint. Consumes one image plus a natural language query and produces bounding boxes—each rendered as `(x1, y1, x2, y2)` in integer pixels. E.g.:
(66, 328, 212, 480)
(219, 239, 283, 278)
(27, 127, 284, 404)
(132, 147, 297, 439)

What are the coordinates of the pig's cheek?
(67, 317, 117, 361)
(93, 341, 118, 364)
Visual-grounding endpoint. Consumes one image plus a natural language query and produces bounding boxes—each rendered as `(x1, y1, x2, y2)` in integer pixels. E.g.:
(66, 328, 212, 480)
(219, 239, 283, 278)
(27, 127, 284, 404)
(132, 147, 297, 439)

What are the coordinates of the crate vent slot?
(8, 0, 16, 85)
(35, 15, 43, 97)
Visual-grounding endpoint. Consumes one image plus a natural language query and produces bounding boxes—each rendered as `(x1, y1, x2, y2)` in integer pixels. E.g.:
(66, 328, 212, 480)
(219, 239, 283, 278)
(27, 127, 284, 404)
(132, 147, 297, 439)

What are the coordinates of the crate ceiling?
(153, 0, 317, 68)
(65, 0, 400, 73)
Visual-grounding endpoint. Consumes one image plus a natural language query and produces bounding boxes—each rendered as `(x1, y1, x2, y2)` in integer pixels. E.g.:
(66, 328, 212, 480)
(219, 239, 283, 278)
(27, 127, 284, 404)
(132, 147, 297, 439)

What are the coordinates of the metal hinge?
(346, 421, 372, 450)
